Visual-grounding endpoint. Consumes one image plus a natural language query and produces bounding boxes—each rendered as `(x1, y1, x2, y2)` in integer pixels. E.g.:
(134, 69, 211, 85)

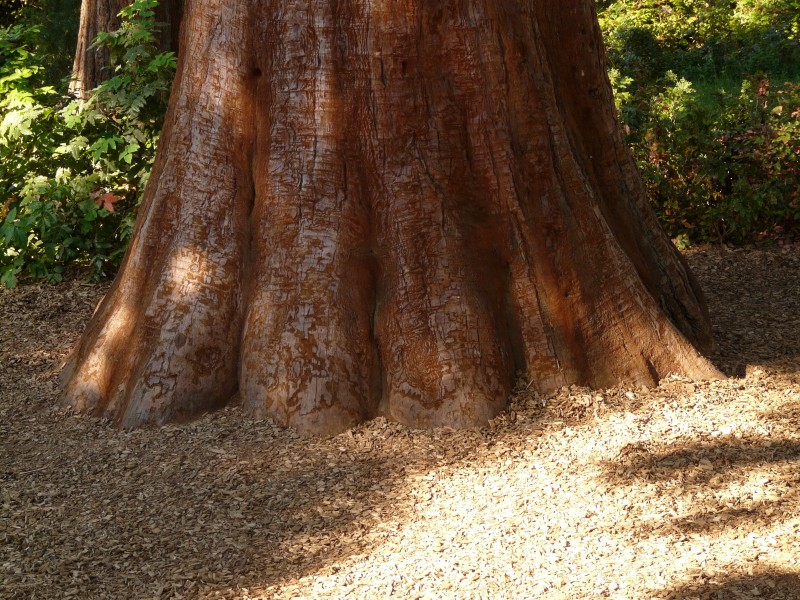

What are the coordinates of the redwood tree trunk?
(62, 0, 720, 435)
(70, 0, 183, 97)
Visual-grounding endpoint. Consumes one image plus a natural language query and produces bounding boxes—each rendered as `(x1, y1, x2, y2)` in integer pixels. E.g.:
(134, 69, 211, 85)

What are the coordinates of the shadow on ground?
(664, 571, 800, 599)
(1, 405, 419, 598)
(589, 250, 800, 599)
(604, 435, 800, 537)
(3, 250, 800, 598)
(0, 280, 424, 597)
(687, 249, 800, 376)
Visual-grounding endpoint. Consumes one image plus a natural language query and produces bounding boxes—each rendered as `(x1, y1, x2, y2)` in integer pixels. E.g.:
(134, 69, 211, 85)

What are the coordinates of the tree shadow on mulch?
(0, 279, 424, 598)
(599, 417, 800, 598)
(1, 412, 422, 598)
(589, 237, 800, 595)
(663, 571, 800, 599)
(687, 249, 800, 376)
(603, 436, 800, 538)
(4, 249, 799, 598)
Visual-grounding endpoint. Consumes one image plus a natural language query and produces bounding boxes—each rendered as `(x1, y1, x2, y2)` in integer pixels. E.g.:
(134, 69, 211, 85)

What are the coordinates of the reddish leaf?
(95, 193, 123, 213)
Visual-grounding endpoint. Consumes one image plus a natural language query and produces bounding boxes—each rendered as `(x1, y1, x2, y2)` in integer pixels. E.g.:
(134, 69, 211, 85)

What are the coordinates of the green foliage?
(1, 0, 79, 88)
(0, 0, 176, 288)
(599, 0, 800, 82)
(599, 0, 800, 244)
(18, 0, 80, 88)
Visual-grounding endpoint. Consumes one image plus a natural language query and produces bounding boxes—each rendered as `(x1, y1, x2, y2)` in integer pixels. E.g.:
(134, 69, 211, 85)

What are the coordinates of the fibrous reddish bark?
(62, 0, 721, 435)
(70, 0, 183, 97)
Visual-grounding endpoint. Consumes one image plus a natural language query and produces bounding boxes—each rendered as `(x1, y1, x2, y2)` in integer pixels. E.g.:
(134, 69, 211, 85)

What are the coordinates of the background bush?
(0, 0, 175, 287)
(0, 0, 28, 28)
(0, 0, 79, 83)
(599, 0, 800, 245)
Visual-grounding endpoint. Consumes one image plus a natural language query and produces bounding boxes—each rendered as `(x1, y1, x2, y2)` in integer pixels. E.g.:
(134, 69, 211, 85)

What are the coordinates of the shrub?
(636, 76, 800, 244)
(0, 0, 175, 288)
(599, 0, 800, 245)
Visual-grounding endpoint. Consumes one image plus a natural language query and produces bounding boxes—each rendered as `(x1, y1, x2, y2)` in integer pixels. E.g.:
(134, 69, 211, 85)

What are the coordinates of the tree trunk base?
(61, 0, 721, 436)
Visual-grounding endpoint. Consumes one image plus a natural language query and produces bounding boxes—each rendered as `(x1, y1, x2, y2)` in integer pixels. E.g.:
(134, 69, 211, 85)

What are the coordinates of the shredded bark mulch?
(2, 247, 799, 599)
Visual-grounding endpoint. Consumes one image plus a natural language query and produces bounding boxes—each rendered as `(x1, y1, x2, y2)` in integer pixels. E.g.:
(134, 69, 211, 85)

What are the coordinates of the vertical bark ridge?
(240, 0, 380, 435)
(464, 6, 590, 391)
(63, 0, 255, 425)
(452, 7, 566, 391)
(446, 2, 718, 393)
(509, 9, 716, 389)
(531, 1, 714, 350)
(367, 3, 517, 427)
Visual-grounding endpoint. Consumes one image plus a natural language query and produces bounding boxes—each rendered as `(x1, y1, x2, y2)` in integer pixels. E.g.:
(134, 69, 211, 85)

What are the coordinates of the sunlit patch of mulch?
(1, 247, 799, 599)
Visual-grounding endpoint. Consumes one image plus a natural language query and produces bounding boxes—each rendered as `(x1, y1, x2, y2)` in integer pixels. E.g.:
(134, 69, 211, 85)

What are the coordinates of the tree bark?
(70, 0, 182, 97)
(61, 0, 721, 435)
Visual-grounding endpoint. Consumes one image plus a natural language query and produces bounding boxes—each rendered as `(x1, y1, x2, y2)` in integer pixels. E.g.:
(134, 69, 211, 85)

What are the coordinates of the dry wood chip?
(2, 249, 800, 599)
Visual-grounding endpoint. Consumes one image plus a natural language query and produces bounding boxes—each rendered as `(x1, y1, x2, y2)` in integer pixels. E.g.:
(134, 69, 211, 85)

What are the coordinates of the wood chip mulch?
(2, 247, 799, 599)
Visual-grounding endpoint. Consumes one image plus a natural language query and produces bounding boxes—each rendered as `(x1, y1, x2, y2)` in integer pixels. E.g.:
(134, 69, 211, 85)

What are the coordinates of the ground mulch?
(2, 247, 799, 600)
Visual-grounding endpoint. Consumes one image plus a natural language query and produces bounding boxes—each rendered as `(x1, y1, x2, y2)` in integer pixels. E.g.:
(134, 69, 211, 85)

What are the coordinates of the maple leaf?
(95, 192, 124, 213)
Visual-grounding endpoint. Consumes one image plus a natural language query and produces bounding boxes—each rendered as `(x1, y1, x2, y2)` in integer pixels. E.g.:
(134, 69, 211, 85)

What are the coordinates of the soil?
(1, 247, 799, 599)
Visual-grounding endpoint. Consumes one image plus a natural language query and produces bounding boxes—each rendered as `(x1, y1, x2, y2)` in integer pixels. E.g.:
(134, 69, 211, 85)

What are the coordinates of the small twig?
(18, 466, 48, 475)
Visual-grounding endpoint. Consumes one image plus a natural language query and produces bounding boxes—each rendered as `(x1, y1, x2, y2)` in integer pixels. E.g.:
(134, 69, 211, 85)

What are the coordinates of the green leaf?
(90, 136, 122, 160)
(1, 267, 18, 289)
(119, 141, 140, 164)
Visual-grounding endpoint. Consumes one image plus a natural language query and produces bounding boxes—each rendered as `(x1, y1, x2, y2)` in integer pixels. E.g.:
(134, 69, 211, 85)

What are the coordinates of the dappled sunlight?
(231, 374, 800, 598)
(3, 247, 800, 598)
(59, 287, 136, 414)
(605, 434, 800, 541)
(606, 438, 800, 485)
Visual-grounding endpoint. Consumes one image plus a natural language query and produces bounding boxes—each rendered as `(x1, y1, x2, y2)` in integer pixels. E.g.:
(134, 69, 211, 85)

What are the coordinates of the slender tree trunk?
(62, 0, 721, 435)
(70, 0, 182, 97)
